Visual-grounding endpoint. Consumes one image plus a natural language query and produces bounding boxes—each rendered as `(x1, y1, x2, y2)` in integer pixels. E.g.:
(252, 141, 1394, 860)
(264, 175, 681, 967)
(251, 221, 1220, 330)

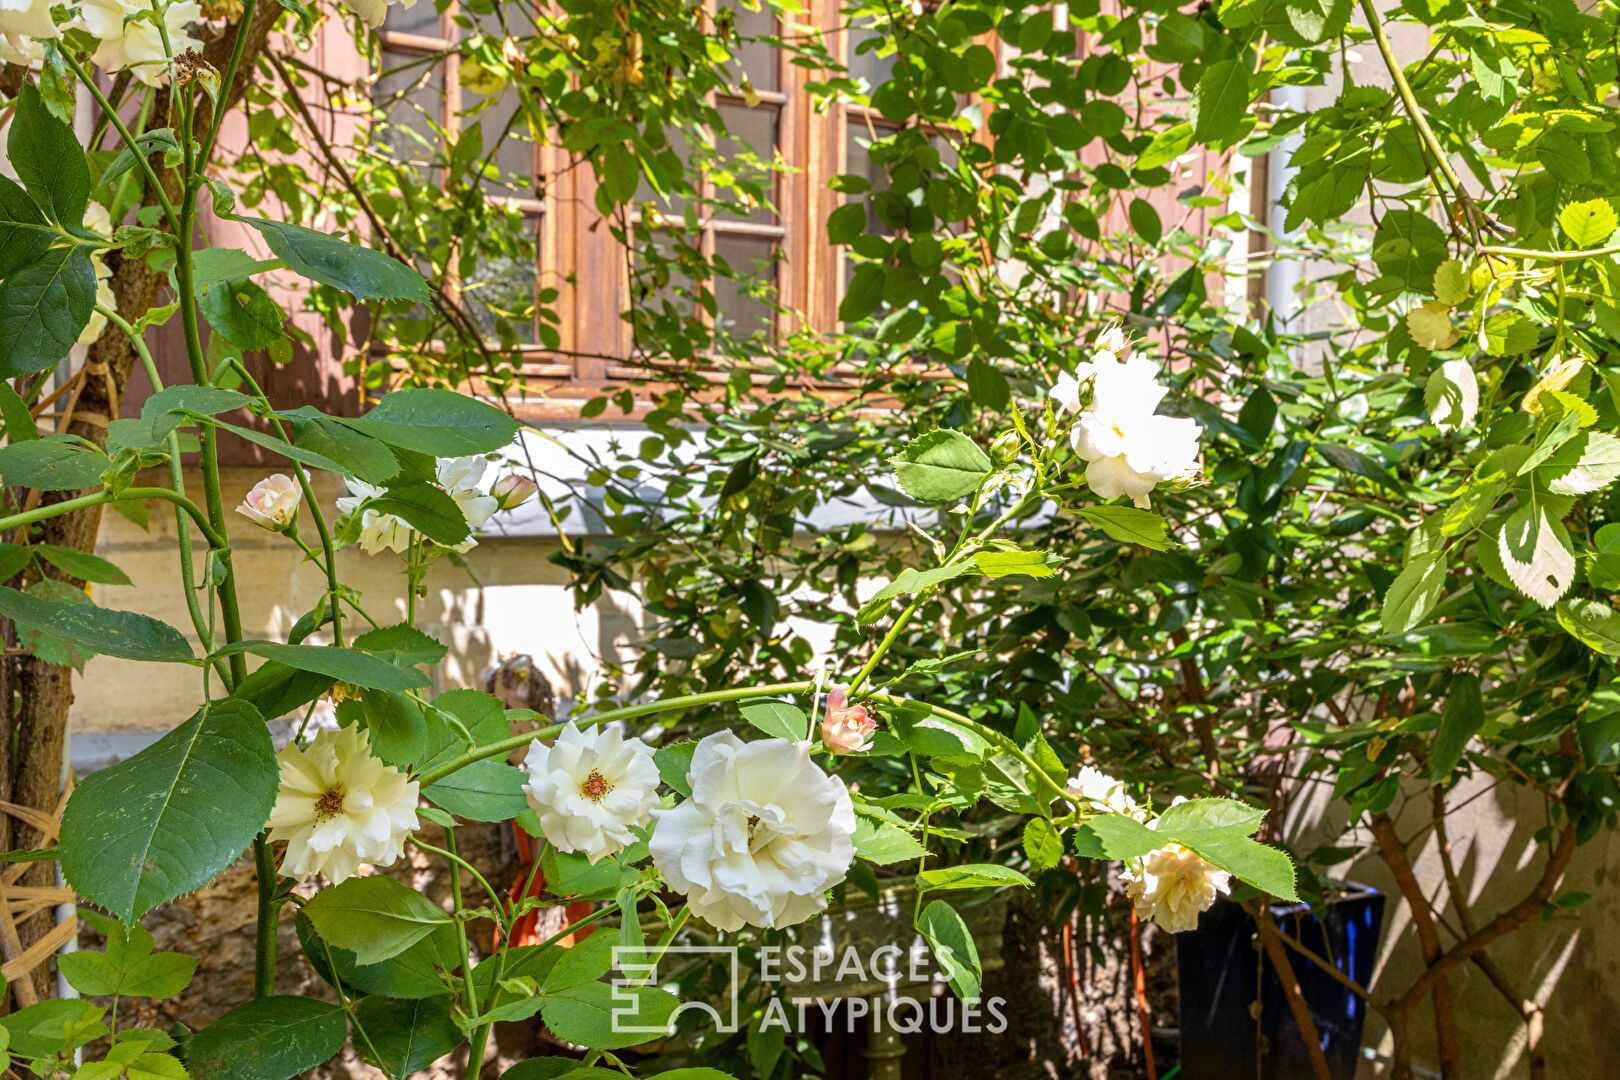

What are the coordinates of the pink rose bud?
(236, 474, 301, 530)
(491, 473, 538, 510)
(822, 687, 876, 755)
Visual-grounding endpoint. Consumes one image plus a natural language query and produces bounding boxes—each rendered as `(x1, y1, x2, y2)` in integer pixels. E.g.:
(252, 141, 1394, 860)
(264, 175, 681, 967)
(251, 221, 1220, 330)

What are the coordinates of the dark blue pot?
(1175, 884, 1385, 1080)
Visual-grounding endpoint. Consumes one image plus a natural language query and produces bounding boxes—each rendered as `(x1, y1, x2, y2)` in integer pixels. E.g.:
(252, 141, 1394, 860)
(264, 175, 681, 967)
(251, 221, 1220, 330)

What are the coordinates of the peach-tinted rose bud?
(237, 474, 301, 530)
(822, 688, 876, 755)
(491, 473, 539, 510)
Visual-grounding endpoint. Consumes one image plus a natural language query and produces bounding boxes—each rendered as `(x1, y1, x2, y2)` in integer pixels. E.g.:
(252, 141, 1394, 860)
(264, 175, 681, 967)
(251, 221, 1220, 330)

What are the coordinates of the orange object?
(495, 827, 596, 950)
(1130, 907, 1157, 1080)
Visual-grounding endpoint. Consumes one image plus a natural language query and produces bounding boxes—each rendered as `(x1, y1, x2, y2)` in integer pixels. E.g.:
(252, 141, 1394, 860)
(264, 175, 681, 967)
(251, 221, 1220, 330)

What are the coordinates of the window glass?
(715, 104, 777, 224)
(375, 59, 444, 167)
(713, 235, 775, 342)
(726, 1, 778, 93)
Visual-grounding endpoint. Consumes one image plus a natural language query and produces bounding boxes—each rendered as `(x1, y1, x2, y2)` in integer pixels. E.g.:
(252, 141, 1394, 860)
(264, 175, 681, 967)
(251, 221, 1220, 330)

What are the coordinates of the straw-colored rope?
(0, 783, 73, 1006)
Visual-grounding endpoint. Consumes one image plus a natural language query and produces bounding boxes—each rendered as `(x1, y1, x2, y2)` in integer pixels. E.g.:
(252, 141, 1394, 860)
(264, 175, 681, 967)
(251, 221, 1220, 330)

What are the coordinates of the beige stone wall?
(71, 467, 643, 736)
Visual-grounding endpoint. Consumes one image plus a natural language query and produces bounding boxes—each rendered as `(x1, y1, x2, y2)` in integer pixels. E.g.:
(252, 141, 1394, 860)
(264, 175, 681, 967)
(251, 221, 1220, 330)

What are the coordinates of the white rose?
(236, 474, 302, 530)
(650, 731, 856, 931)
(520, 721, 660, 862)
(1068, 353, 1201, 508)
(77, 202, 115, 347)
(438, 455, 498, 552)
(266, 725, 420, 884)
(1065, 765, 1144, 819)
(1122, 841, 1231, 933)
(341, 0, 416, 29)
(77, 0, 204, 86)
(335, 478, 412, 555)
(0, 0, 57, 66)
(1050, 371, 1083, 415)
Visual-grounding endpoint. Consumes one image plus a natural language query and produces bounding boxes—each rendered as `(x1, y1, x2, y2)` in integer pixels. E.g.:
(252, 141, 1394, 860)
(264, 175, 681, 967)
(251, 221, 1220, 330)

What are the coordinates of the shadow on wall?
(1284, 775, 1620, 1079)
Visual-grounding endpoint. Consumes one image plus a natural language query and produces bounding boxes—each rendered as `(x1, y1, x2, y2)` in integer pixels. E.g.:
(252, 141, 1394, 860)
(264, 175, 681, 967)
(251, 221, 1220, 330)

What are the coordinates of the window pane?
(383, 1, 441, 38)
(848, 20, 894, 90)
(713, 234, 774, 343)
(464, 87, 536, 194)
(464, 223, 539, 346)
(375, 54, 444, 168)
(715, 104, 776, 225)
(725, 1, 777, 93)
(845, 120, 893, 236)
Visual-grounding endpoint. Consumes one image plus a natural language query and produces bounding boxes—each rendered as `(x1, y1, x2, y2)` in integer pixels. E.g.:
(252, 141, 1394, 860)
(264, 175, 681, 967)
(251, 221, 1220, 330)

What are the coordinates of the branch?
(1247, 901, 1334, 1080)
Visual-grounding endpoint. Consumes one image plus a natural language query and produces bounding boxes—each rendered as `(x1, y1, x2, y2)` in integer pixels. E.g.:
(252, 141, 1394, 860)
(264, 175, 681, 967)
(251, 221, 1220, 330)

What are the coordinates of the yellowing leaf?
(1433, 260, 1470, 305)
(1521, 356, 1585, 414)
(1559, 198, 1619, 248)
(1408, 301, 1461, 350)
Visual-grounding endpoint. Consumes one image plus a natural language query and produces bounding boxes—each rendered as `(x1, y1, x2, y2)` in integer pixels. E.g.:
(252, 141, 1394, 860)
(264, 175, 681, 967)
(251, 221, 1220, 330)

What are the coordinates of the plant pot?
(1176, 883, 1385, 1080)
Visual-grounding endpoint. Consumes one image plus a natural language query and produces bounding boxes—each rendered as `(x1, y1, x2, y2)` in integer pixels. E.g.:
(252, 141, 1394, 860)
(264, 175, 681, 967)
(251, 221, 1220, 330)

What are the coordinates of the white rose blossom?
(341, 0, 415, 29)
(336, 454, 500, 555)
(650, 731, 856, 931)
(237, 474, 302, 530)
(1122, 841, 1231, 933)
(1061, 347, 1201, 508)
(266, 725, 419, 884)
(77, 202, 116, 347)
(0, 0, 56, 67)
(1065, 765, 1145, 820)
(77, 0, 204, 87)
(520, 721, 660, 862)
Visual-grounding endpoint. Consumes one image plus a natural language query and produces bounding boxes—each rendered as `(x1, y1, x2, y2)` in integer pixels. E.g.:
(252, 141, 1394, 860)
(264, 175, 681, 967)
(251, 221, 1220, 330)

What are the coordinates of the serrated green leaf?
(890, 429, 994, 503)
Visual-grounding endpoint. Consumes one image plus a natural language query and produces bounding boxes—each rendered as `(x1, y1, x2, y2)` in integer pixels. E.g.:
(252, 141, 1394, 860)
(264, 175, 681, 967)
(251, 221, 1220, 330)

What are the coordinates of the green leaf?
(739, 699, 809, 741)
(244, 218, 431, 303)
(1072, 814, 1161, 859)
(302, 875, 452, 966)
(0, 175, 55, 277)
(1556, 598, 1620, 656)
(0, 244, 97, 376)
(1077, 505, 1170, 549)
(853, 816, 927, 864)
(1540, 431, 1620, 495)
(33, 544, 132, 585)
(890, 429, 994, 503)
(917, 900, 981, 1001)
(59, 699, 277, 923)
(973, 550, 1058, 578)
(0, 585, 193, 662)
(0, 436, 108, 490)
(198, 277, 286, 350)
(826, 202, 867, 245)
(916, 863, 1033, 891)
(654, 740, 697, 797)
(1381, 551, 1446, 633)
(218, 641, 431, 691)
(965, 358, 1011, 410)
(1430, 672, 1484, 779)
(857, 563, 974, 624)
(540, 980, 679, 1049)
(415, 689, 511, 773)
(4, 999, 106, 1059)
(839, 262, 885, 323)
(1022, 817, 1063, 872)
(341, 388, 519, 456)
(187, 996, 349, 1080)
(1128, 198, 1163, 245)
(365, 481, 471, 547)
(1168, 829, 1298, 900)
(1484, 312, 1539, 356)
(423, 760, 529, 821)
(1559, 198, 1617, 247)
(1157, 797, 1266, 833)
(1275, 0, 1349, 44)
(190, 248, 281, 289)
(1139, 122, 1194, 170)
(1190, 59, 1249, 146)
(280, 411, 398, 485)
(298, 910, 455, 1001)
(357, 689, 428, 765)
(1498, 501, 1574, 608)
(8, 82, 89, 227)
(353, 623, 449, 667)
(57, 920, 196, 998)
(354, 995, 463, 1075)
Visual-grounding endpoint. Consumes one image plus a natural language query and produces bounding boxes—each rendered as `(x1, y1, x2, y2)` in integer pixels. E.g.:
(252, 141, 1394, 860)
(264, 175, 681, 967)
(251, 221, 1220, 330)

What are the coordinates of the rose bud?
(491, 473, 539, 510)
(822, 687, 877, 755)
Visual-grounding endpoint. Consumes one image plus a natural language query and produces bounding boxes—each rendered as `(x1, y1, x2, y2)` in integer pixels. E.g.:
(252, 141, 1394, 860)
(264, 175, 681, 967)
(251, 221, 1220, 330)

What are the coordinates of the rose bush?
(0, 10, 1283, 1080)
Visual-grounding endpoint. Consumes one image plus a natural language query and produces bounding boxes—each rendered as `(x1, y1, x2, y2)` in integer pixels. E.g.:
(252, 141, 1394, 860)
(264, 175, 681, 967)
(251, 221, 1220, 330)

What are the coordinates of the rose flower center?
(580, 769, 614, 802)
(315, 788, 345, 821)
